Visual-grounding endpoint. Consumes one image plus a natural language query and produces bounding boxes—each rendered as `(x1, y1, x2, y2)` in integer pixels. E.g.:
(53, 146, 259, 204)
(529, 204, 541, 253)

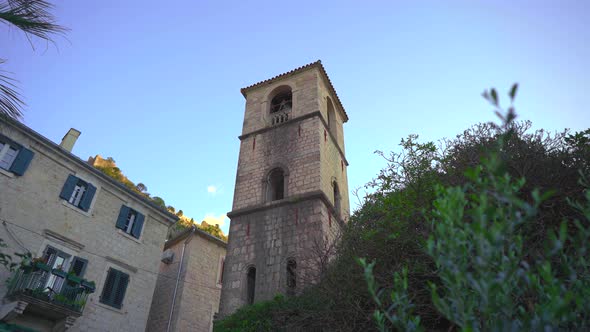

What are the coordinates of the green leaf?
(509, 83, 518, 101)
(490, 88, 499, 106)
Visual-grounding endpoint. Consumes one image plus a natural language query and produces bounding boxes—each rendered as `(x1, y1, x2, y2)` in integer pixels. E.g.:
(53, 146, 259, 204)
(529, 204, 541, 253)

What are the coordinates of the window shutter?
(43, 247, 58, 266)
(69, 257, 88, 277)
(131, 212, 144, 238)
(113, 271, 129, 309)
(79, 182, 96, 212)
(0, 134, 22, 150)
(100, 268, 117, 306)
(116, 206, 130, 230)
(9, 148, 33, 176)
(60, 175, 79, 200)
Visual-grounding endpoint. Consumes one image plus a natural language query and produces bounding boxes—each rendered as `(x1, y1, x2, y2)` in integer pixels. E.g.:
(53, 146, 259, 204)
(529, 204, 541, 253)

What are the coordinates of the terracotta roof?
(240, 60, 348, 122)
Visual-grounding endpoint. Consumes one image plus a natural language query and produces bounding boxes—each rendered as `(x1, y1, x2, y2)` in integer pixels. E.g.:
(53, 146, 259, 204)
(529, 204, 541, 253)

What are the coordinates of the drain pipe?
(166, 226, 196, 332)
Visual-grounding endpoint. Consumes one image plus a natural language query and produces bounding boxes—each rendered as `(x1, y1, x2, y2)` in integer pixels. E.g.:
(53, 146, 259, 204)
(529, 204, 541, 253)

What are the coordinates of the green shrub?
(219, 84, 589, 331)
(362, 85, 590, 331)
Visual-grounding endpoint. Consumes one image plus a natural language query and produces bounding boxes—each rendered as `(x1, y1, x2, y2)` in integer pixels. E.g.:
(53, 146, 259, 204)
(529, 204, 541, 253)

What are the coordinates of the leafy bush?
(216, 85, 589, 331)
(362, 86, 590, 331)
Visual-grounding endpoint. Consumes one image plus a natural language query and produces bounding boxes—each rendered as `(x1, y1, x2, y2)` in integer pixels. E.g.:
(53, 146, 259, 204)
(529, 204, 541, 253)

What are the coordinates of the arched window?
(333, 182, 341, 219)
(270, 89, 292, 113)
(327, 97, 337, 138)
(247, 267, 256, 305)
(267, 168, 285, 201)
(286, 259, 296, 296)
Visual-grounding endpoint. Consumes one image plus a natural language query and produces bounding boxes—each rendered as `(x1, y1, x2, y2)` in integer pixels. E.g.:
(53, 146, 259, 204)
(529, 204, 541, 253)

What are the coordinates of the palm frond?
(0, 60, 25, 120)
(0, 0, 67, 41)
(0, 0, 67, 120)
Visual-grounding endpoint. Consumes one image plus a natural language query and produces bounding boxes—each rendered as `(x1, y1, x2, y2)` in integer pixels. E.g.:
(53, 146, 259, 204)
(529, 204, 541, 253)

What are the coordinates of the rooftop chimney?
(59, 128, 81, 152)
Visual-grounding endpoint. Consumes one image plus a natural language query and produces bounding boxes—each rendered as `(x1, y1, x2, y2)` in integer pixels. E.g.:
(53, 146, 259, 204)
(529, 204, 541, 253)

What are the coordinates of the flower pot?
(67, 274, 82, 284)
(52, 269, 67, 278)
(81, 280, 96, 293)
(34, 262, 51, 272)
(21, 265, 33, 273)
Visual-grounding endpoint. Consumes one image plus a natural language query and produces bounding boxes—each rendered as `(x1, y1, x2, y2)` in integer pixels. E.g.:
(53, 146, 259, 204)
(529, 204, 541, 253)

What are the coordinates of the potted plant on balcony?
(67, 272, 82, 284)
(19, 260, 33, 273)
(81, 280, 96, 293)
(52, 268, 67, 278)
(32, 258, 51, 272)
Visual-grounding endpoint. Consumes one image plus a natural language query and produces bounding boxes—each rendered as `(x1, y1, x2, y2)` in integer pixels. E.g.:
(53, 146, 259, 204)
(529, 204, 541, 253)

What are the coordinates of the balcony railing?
(6, 264, 94, 314)
(271, 109, 290, 126)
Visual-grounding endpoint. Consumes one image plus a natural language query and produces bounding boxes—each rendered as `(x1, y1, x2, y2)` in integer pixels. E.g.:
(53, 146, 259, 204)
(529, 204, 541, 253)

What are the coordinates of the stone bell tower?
(219, 61, 350, 316)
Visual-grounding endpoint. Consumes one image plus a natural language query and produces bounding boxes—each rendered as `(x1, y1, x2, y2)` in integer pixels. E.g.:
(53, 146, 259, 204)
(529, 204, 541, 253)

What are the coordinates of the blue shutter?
(60, 175, 78, 200)
(100, 268, 117, 306)
(69, 257, 88, 277)
(116, 206, 130, 230)
(131, 212, 144, 238)
(79, 182, 96, 212)
(9, 148, 33, 176)
(113, 271, 129, 309)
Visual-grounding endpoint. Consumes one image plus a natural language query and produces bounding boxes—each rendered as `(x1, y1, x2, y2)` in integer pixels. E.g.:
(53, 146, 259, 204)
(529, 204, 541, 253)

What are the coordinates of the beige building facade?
(219, 61, 350, 316)
(0, 118, 178, 331)
(146, 227, 226, 332)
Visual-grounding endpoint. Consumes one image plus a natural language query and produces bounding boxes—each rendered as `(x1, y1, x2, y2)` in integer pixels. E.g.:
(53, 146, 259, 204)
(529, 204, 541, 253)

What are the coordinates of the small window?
(116, 205, 145, 239)
(0, 144, 18, 170)
(286, 259, 296, 296)
(41, 246, 71, 293)
(100, 268, 129, 309)
(333, 182, 341, 219)
(270, 90, 292, 113)
(69, 257, 88, 277)
(218, 256, 225, 285)
(60, 175, 97, 211)
(267, 168, 285, 201)
(246, 267, 256, 305)
(327, 97, 337, 139)
(0, 134, 34, 176)
(70, 182, 87, 207)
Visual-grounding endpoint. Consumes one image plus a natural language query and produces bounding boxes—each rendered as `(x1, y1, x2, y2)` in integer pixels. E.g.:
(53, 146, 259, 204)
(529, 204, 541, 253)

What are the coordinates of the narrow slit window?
(333, 182, 341, 218)
(286, 259, 296, 296)
(268, 168, 285, 201)
(247, 267, 256, 305)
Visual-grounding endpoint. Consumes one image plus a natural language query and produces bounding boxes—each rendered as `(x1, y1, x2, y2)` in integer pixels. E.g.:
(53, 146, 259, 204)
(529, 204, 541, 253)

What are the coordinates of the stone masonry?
(146, 227, 226, 332)
(0, 119, 178, 331)
(219, 61, 350, 316)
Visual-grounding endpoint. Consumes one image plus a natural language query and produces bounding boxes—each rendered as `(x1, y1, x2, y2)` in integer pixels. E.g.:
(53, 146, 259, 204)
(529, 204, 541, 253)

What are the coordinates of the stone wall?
(220, 64, 350, 317)
(232, 116, 322, 210)
(220, 198, 331, 316)
(146, 230, 226, 332)
(0, 121, 175, 332)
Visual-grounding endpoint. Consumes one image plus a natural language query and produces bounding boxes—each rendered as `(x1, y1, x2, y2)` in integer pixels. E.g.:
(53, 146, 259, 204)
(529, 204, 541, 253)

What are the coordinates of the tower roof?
(240, 60, 348, 122)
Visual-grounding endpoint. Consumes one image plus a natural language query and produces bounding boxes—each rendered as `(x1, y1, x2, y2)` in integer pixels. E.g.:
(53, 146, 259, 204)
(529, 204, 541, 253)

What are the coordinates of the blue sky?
(2, 0, 588, 234)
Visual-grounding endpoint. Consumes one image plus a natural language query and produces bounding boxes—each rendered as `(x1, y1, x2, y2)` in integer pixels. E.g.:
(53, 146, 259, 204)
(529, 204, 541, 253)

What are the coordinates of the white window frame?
(69, 183, 87, 207)
(0, 142, 19, 171)
(124, 210, 137, 234)
(38, 245, 73, 295)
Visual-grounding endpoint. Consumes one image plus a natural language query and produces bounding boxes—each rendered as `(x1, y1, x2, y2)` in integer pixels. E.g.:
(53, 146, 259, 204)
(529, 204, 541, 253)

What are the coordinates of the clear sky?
(2, 0, 588, 234)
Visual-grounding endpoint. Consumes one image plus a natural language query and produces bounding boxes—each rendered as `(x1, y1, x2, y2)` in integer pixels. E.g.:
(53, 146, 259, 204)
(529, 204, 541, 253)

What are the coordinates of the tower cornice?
(237, 110, 349, 166)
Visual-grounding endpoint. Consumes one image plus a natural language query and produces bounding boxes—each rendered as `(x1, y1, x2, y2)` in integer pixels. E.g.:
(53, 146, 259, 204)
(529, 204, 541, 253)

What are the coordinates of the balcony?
(271, 109, 290, 126)
(1, 263, 95, 330)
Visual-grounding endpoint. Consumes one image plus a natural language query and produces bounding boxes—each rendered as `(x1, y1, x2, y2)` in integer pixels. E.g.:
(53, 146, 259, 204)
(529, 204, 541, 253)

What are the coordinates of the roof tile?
(240, 60, 348, 121)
